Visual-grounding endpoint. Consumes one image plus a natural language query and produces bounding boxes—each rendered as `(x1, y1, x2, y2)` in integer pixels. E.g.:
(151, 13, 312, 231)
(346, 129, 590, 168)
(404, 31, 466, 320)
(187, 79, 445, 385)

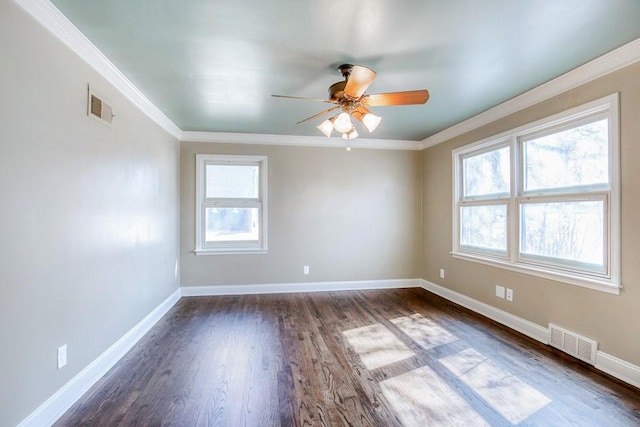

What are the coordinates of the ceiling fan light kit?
(333, 112, 353, 133)
(352, 107, 382, 133)
(317, 117, 335, 137)
(342, 127, 358, 140)
(274, 64, 429, 141)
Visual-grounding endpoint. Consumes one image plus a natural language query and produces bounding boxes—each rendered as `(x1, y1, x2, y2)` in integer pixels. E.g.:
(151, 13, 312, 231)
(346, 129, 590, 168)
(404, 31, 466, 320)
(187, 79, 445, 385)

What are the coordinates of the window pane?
(523, 119, 609, 192)
(463, 146, 510, 198)
(460, 205, 507, 253)
(205, 207, 259, 242)
(206, 164, 259, 198)
(520, 201, 604, 271)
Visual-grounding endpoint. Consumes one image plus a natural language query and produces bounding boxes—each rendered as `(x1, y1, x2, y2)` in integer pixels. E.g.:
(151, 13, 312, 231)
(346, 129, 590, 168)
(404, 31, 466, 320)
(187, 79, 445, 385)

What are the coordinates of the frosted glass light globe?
(333, 112, 353, 133)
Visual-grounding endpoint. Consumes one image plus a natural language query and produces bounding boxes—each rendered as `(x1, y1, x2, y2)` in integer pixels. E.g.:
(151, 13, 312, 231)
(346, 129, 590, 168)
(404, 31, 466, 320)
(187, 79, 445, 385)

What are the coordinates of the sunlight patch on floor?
(439, 348, 551, 424)
(380, 365, 490, 427)
(342, 323, 415, 370)
(391, 314, 458, 350)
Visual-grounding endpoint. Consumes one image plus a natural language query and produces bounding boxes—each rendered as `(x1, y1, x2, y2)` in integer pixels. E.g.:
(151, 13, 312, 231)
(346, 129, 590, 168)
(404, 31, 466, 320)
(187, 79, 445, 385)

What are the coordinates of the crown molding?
(15, 0, 182, 139)
(421, 37, 640, 149)
(20, 1, 639, 151)
(14, 0, 420, 150)
(180, 131, 423, 150)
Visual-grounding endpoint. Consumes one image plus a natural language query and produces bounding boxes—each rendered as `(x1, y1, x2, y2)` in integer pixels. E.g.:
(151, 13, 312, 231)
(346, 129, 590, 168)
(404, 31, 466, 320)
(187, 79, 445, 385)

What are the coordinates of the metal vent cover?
(549, 323, 598, 365)
(87, 87, 113, 125)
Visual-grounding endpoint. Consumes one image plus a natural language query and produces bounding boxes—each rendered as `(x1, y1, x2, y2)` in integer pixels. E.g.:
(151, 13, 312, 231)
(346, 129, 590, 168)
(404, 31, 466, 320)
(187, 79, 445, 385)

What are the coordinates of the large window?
(195, 154, 267, 254)
(452, 95, 619, 293)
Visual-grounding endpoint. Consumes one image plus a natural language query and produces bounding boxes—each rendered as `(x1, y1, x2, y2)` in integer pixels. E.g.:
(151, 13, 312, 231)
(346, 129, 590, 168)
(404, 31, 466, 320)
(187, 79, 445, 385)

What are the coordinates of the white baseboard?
(418, 279, 640, 390)
(18, 289, 182, 427)
(18, 278, 639, 427)
(419, 279, 550, 344)
(181, 278, 422, 296)
(596, 351, 640, 389)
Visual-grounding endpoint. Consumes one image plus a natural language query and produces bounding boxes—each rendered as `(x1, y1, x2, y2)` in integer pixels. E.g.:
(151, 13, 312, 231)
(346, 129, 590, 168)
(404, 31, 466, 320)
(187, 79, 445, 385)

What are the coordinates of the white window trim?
(452, 93, 620, 294)
(195, 154, 268, 255)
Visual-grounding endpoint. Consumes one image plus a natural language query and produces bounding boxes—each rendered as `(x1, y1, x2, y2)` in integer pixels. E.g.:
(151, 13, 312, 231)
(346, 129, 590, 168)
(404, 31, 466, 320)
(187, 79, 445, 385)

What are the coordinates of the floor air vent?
(549, 323, 597, 365)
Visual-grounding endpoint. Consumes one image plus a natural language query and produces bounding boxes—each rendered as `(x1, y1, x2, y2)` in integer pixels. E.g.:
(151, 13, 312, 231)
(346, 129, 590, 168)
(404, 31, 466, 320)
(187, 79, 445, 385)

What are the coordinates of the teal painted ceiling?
(51, 0, 640, 141)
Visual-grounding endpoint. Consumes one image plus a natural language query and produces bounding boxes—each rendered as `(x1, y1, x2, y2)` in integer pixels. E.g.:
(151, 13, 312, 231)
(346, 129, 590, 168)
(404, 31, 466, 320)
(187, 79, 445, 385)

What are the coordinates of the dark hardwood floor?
(55, 288, 640, 426)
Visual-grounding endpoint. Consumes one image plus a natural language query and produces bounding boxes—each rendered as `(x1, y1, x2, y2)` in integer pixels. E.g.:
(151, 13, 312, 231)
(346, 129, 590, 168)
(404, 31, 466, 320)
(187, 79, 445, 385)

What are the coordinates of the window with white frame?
(452, 94, 620, 293)
(195, 154, 267, 254)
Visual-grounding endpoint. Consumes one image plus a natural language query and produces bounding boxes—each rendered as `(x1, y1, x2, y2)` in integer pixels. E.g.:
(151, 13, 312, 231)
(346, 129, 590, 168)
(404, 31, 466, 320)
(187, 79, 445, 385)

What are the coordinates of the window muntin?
(196, 155, 267, 254)
(452, 94, 619, 292)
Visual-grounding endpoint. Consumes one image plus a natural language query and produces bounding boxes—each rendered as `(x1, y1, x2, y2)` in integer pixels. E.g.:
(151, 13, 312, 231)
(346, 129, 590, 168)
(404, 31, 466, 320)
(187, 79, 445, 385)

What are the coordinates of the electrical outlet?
(496, 285, 505, 299)
(506, 288, 514, 302)
(439, 269, 445, 279)
(303, 265, 309, 275)
(57, 344, 67, 369)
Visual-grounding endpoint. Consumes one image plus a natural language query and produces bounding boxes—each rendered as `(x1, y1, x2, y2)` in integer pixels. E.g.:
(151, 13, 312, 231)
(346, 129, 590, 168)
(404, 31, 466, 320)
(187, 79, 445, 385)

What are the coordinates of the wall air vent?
(87, 87, 114, 126)
(549, 323, 598, 365)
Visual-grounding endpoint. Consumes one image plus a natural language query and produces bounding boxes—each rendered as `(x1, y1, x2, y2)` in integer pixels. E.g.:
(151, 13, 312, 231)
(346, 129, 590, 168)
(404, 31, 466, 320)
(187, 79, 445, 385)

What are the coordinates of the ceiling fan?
(273, 64, 429, 140)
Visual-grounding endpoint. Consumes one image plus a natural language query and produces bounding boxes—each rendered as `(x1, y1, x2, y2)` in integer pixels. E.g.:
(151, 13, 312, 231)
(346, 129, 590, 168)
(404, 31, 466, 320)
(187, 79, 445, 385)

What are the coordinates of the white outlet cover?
(496, 285, 505, 299)
(303, 265, 309, 275)
(506, 288, 514, 301)
(439, 269, 445, 279)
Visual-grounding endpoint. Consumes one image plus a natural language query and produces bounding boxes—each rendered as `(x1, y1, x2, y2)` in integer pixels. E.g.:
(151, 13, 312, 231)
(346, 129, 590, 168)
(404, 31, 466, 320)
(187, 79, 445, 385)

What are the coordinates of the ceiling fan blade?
(272, 94, 333, 103)
(363, 90, 430, 107)
(354, 105, 372, 115)
(296, 105, 342, 125)
(344, 65, 377, 99)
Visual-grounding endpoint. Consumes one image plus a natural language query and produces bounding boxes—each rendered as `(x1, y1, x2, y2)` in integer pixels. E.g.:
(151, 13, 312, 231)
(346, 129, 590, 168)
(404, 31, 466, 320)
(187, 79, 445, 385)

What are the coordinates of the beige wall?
(3, 0, 639, 422)
(0, 2, 180, 425)
(181, 142, 422, 286)
(422, 61, 640, 366)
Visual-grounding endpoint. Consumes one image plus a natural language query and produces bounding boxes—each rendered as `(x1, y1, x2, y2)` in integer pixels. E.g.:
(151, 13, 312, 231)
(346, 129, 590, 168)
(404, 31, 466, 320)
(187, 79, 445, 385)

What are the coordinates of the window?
(459, 144, 510, 256)
(195, 154, 267, 254)
(452, 94, 619, 293)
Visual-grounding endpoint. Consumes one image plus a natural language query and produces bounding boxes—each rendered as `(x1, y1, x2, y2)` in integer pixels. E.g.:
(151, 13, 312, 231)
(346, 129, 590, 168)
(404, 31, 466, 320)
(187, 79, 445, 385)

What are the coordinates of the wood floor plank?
(55, 288, 640, 427)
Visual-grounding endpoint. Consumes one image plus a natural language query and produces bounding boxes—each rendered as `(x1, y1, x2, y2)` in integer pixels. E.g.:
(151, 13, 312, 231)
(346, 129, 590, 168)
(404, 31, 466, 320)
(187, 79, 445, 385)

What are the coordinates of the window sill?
(450, 251, 621, 295)
(194, 248, 268, 256)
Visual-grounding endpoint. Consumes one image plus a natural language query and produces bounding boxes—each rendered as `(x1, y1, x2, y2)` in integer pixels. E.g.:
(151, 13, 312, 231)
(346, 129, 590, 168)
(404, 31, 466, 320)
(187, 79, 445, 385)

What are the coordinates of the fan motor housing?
(328, 64, 357, 101)
(328, 81, 347, 101)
